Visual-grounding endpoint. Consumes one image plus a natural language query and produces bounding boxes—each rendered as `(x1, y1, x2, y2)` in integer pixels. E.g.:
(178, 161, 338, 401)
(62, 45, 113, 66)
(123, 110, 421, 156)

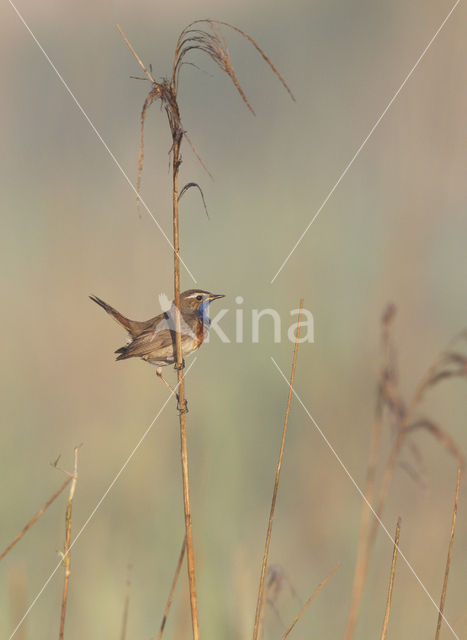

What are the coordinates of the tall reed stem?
(435, 469, 461, 640)
(157, 536, 187, 640)
(380, 517, 401, 640)
(58, 447, 79, 640)
(252, 300, 303, 640)
(172, 138, 200, 640)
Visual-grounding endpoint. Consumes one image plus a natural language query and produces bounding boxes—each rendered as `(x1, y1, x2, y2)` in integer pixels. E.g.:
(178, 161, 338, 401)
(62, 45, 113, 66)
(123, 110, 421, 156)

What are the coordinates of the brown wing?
(115, 321, 176, 363)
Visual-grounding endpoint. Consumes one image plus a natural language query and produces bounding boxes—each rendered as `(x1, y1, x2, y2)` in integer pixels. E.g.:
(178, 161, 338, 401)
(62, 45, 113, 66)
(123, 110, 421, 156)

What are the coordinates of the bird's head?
(179, 289, 225, 315)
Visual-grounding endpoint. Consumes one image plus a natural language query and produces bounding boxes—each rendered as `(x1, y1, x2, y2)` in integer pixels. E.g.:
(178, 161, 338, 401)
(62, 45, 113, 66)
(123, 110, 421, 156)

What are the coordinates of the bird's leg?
(156, 367, 178, 399)
(156, 367, 189, 413)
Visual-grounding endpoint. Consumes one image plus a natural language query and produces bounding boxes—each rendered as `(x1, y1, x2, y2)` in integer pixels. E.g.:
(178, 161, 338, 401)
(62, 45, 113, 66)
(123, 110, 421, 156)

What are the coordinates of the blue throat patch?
(198, 299, 213, 327)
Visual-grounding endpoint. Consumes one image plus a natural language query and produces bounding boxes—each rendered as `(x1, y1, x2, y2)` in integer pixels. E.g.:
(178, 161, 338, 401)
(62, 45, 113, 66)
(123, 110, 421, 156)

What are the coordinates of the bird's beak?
(208, 294, 225, 301)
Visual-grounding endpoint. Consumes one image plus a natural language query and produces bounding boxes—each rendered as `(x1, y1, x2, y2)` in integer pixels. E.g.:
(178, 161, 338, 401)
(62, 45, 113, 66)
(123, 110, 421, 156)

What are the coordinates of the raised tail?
(89, 295, 135, 334)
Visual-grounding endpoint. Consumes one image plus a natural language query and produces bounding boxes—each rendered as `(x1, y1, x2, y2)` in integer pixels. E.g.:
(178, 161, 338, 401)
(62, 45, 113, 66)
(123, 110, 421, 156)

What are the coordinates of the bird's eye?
(196, 295, 202, 301)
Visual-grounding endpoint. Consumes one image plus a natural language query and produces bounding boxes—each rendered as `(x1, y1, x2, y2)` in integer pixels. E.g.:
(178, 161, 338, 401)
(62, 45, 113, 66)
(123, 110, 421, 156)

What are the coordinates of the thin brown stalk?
(183, 131, 213, 180)
(252, 300, 304, 640)
(346, 413, 405, 640)
(348, 382, 406, 637)
(280, 563, 341, 640)
(58, 447, 80, 640)
(157, 536, 187, 640)
(435, 469, 461, 640)
(117, 25, 155, 202)
(116, 25, 155, 83)
(0, 475, 72, 562)
(345, 393, 383, 639)
(255, 570, 271, 640)
(137, 93, 153, 200)
(116, 26, 200, 638)
(172, 135, 200, 640)
(120, 564, 132, 640)
(380, 517, 401, 640)
(345, 306, 394, 640)
(366, 429, 406, 556)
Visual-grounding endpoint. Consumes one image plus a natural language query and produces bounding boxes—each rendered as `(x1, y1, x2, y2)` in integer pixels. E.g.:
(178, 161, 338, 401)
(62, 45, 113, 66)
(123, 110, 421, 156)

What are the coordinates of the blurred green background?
(1, 0, 467, 638)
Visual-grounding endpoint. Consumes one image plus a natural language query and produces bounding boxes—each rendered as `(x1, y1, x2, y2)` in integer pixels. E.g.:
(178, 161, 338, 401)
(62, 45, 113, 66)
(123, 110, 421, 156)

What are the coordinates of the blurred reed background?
(1, 0, 466, 638)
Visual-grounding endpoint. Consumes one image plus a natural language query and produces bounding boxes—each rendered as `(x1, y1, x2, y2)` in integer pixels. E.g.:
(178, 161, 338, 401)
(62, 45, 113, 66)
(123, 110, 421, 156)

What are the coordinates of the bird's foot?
(177, 398, 189, 415)
(174, 359, 185, 371)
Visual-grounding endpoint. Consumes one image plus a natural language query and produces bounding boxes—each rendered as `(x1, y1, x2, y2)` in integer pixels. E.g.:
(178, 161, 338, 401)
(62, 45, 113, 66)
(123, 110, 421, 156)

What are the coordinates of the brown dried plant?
(280, 563, 341, 640)
(435, 469, 461, 640)
(0, 474, 72, 563)
(253, 300, 304, 640)
(59, 446, 80, 640)
(118, 20, 294, 640)
(345, 307, 466, 639)
(380, 517, 401, 640)
(252, 302, 338, 640)
(156, 536, 187, 640)
(126, 19, 295, 195)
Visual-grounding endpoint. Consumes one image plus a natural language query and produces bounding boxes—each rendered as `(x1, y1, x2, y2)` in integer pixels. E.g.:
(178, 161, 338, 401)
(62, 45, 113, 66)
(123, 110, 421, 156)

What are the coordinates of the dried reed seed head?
(172, 23, 255, 114)
(136, 19, 294, 196)
(407, 419, 465, 470)
(415, 350, 467, 404)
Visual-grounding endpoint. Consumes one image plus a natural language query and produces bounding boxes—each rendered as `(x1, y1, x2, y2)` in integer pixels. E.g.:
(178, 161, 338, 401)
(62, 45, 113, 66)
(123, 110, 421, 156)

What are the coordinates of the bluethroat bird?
(90, 289, 224, 398)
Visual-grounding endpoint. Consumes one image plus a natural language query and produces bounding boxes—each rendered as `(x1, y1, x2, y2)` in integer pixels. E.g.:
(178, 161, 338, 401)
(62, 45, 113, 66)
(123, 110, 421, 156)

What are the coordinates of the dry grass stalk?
(116, 25, 159, 198)
(435, 469, 461, 640)
(157, 536, 187, 640)
(120, 564, 133, 640)
(171, 130, 201, 640)
(345, 306, 466, 640)
(280, 563, 341, 640)
(117, 25, 200, 639)
(345, 410, 383, 640)
(0, 476, 72, 563)
(345, 306, 394, 638)
(252, 300, 304, 640)
(380, 517, 401, 640)
(58, 446, 80, 640)
(118, 22, 293, 640)
(256, 587, 268, 639)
